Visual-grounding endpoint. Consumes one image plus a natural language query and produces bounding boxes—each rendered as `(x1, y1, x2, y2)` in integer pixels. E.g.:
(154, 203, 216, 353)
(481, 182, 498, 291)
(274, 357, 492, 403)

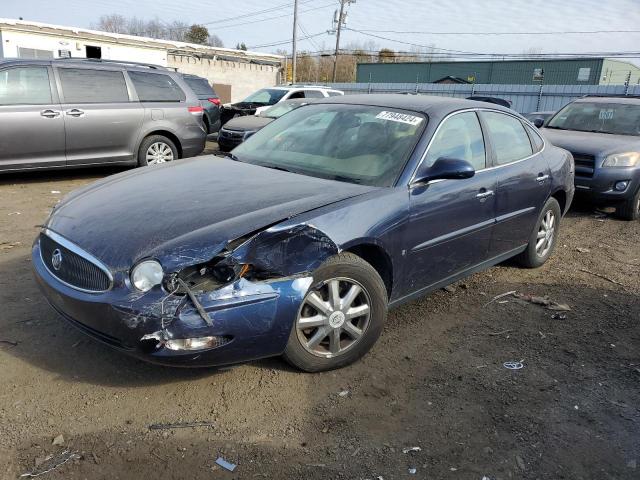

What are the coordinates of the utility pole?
(291, 0, 298, 84)
(332, 0, 354, 82)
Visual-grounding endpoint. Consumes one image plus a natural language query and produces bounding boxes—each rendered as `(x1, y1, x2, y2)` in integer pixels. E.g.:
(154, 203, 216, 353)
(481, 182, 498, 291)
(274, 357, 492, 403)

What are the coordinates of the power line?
(248, 31, 327, 49)
(353, 28, 640, 36)
(212, 3, 336, 31)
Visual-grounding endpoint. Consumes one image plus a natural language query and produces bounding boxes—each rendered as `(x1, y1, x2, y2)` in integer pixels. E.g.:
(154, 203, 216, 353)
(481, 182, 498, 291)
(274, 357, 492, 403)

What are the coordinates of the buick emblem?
(51, 249, 63, 270)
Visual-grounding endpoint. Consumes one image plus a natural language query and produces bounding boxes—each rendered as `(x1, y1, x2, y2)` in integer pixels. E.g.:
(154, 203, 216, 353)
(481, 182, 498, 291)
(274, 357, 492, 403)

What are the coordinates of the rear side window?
(129, 72, 186, 102)
(525, 124, 544, 152)
(0, 66, 52, 105)
(482, 111, 533, 165)
(183, 76, 215, 96)
(287, 90, 306, 99)
(303, 90, 325, 98)
(58, 68, 129, 103)
(327, 91, 343, 97)
(424, 112, 486, 170)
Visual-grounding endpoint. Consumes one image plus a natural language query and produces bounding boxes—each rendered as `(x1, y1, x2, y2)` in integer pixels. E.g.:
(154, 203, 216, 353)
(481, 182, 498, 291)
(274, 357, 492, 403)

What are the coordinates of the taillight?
(188, 106, 204, 113)
(208, 98, 221, 106)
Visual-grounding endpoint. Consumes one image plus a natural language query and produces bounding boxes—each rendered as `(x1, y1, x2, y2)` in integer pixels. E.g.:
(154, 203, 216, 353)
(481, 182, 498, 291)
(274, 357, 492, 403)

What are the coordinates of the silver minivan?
(0, 59, 207, 172)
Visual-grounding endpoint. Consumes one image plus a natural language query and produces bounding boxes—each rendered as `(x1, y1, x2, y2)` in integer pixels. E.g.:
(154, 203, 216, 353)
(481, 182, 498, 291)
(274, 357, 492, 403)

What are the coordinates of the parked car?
(217, 98, 309, 151)
(525, 111, 555, 126)
(466, 96, 512, 108)
(0, 59, 206, 173)
(182, 73, 221, 134)
(542, 96, 640, 220)
(220, 85, 343, 125)
(33, 95, 574, 372)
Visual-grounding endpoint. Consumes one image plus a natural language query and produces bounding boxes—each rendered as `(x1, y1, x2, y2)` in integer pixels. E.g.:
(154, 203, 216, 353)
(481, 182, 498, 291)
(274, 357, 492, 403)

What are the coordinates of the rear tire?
(615, 187, 640, 221)
(138, 135, 178, 167)
(518, 197, 561, 268)
(283, 252, 387, 372)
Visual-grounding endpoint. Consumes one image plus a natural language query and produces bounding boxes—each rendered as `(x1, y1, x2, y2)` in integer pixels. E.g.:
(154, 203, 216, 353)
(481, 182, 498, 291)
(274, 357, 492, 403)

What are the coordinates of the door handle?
(40, 109, 60, 118)
(66, 109, 85, 117)
(476, 189, 495, 199)
(536, 174, 550, 183)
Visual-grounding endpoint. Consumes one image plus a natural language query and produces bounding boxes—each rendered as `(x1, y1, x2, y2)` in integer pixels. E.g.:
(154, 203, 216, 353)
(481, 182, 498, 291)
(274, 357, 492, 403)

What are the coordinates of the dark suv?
(542, 96, 640, 220)
(182, 74, 221, 134)
(0, 59, 207, 173)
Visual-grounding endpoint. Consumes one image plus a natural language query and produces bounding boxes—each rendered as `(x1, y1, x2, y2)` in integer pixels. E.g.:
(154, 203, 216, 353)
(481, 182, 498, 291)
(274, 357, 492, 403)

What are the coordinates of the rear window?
(129, 71, 186, 102)
(58, 68, 129, 103)
(183, 76, 215, 97)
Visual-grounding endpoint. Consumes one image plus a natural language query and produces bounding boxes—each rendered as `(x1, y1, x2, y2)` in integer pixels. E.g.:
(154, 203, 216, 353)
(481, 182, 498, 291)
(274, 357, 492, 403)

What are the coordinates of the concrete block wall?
(168, 54, 281, 102)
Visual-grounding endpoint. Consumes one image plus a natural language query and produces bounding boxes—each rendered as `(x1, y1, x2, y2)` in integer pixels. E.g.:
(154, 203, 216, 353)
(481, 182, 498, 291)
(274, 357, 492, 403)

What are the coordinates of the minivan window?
(424, 112, 486, 170)
(58, 68, 129, 103)
(303, 90, 325, 98)
(0, 67, 52, 105)
(482, 111, 533, 165)
(129, 71, 186, 102)
(183, 76, 215, 97)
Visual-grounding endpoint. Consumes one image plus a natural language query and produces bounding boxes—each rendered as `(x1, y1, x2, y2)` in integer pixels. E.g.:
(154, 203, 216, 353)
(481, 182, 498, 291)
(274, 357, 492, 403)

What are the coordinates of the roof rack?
(580, 94, 640, 99)
(54, 58, 168, 70)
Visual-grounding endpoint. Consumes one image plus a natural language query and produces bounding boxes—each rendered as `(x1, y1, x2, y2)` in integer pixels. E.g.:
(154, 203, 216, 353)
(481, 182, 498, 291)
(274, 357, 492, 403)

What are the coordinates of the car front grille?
(572, 153, 596, 178)
(40, 232, 112, 293)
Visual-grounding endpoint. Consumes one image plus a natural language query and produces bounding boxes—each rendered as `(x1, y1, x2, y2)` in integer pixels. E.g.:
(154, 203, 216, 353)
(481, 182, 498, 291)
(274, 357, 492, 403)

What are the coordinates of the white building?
(0, 18, 283, 102)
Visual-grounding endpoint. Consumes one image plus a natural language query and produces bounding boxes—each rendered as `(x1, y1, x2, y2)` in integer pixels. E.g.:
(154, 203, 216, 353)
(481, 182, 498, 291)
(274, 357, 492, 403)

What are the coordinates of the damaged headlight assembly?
(131, 260, 164, 292)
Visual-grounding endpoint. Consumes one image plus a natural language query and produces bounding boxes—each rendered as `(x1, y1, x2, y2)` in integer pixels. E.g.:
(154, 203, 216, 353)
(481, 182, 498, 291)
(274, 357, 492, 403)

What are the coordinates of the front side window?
(303, 90, 325, 98)
(547, 101, 640, 136)
(232, 104, 426, 187)
(129, 71, 185, 102)
(241, 88, 287, 105)
(482, 111, 533, 165)
(0, 67, 52, 105)
(58, 68, 129, 103)
(423, 112, 486, 170)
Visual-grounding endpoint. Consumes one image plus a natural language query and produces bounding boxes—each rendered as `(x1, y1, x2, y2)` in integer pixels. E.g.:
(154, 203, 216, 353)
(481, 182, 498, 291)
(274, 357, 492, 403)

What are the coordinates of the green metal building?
(356, 58, 640, 85)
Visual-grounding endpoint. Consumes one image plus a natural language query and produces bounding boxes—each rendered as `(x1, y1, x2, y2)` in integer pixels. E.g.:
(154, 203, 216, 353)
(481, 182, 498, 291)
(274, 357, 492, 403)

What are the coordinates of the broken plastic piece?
(408, 467, 417, 474)
(402, 447, 421, 454)
(216, 456, 237, 472)
(503, 360, 524, 370)
(20, 450, 80, 478)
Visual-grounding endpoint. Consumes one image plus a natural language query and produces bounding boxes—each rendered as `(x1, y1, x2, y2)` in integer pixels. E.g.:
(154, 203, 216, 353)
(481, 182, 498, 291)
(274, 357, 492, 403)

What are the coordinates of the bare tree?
(92, 14, 128, 33)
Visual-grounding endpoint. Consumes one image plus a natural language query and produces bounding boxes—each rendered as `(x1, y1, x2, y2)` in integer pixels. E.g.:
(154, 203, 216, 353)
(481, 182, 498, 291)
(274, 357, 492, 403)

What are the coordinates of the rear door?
(479, 110, 551, 257)
(0, 64, 65, 171)
(55, 66, 144, 165)
(404, 111, 498, 294)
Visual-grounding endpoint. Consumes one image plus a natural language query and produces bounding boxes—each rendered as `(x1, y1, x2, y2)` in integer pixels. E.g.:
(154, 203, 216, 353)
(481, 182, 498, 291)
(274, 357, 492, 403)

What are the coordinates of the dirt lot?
(1, 152, 639, 479)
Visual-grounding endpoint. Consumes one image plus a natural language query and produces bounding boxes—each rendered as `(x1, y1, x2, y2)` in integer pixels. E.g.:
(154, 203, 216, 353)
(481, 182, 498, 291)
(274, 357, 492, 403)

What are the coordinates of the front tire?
(615, 187, 640, 221)
(138, 135, 178, 167)
(283, 253, 387, 372)
(518, 197, 561, 268)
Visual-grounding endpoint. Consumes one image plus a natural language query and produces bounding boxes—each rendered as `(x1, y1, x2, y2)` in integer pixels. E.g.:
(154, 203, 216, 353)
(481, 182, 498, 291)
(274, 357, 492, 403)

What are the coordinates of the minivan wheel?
(283, 253, 387, 372)
(138, 135, 178, 166)
(518, 197, 562, 268)
(615, 187, 640, 221)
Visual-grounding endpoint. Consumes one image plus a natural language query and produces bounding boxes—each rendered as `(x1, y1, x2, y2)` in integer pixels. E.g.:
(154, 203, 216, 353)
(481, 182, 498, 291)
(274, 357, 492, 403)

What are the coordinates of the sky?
(2, 0, 640, 63)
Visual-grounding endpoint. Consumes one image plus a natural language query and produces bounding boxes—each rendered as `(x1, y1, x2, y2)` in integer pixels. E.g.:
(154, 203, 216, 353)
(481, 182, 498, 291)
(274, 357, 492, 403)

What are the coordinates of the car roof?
(574, 96, 640, 105)
(0, 58, 171, 72)
(309, 93, 515, 116)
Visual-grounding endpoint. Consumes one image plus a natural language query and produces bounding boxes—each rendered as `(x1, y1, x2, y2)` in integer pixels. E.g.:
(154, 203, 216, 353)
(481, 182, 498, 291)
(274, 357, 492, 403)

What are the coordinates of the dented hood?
(46, 156, 374, 271)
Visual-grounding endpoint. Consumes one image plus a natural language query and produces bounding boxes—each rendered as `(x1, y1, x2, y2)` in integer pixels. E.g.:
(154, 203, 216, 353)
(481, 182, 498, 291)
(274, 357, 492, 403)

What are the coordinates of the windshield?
(232, 104, 426, 187)
(547, 101, 640, 136)
(259, 101, 302, 118)
(241, 88, 288, 105)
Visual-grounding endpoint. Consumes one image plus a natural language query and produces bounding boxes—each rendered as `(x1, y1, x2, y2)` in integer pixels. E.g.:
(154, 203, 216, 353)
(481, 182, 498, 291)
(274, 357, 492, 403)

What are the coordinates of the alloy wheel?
(296, 277, 371, 358)
(146, 142, 174, 165)
(536, 209, 556, 257)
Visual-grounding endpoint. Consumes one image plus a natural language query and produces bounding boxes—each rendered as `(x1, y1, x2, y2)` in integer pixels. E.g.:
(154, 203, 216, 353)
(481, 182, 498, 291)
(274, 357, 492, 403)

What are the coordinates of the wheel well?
(552, 189, 567, 214)
(346, 244, 393, 299)
(143, 131, 183, 158)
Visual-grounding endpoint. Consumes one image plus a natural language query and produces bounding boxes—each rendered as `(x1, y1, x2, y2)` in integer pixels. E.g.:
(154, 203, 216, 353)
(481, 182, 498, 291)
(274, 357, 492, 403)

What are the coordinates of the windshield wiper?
(226, 152, 240, 161)
(330, 175, 364, 185)
(545, 126, 568, 130)
(261, 164, 294, 173)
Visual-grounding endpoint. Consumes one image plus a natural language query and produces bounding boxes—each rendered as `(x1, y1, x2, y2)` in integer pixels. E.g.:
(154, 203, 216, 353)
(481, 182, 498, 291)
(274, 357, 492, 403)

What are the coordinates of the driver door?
(403, 111, 497, 295)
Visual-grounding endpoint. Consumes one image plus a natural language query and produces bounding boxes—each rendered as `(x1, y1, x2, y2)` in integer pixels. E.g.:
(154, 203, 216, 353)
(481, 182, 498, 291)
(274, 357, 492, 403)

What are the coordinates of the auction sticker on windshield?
(376, 111, 423, 125)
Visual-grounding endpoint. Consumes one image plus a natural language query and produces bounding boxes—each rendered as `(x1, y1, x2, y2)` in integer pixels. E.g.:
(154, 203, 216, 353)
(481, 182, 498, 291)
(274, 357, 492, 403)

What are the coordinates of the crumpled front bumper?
(32, 240, 312, 367)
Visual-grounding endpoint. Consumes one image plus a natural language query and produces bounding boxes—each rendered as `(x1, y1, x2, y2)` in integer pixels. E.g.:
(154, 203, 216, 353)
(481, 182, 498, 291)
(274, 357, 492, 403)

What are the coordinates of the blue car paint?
(32, 95, 574, 367)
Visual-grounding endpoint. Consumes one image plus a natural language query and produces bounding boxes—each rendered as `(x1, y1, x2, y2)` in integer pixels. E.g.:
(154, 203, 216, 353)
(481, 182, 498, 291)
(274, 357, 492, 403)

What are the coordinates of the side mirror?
(533, 118, 545, 128)
(413, 157, 475, 185)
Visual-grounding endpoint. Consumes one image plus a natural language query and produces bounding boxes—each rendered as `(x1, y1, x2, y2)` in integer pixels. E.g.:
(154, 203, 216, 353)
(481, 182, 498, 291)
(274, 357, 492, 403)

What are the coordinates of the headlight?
(602, 152, 640, 168)
(131, 260, 164, 292)
(243, 130, 257, 140)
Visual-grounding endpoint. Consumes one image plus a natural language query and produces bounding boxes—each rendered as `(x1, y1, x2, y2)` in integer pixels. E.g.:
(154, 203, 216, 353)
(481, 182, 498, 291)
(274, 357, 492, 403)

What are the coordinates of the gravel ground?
(1, 151, 639, 479)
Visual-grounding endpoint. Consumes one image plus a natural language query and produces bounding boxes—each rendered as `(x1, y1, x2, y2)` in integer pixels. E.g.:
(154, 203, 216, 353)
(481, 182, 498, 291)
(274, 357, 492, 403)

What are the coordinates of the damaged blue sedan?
(33, 95, 574, 371)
